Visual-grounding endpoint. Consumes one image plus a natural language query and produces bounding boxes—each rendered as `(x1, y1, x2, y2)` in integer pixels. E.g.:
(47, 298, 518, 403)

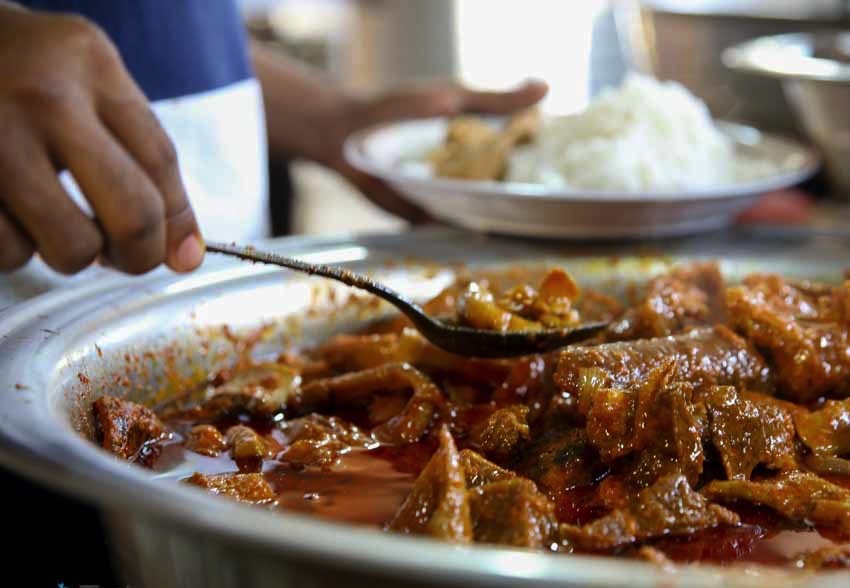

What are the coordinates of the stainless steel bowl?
(1, 228, 850, 588)
(619, 0, 849, 137)
(724, 32, 850, 199)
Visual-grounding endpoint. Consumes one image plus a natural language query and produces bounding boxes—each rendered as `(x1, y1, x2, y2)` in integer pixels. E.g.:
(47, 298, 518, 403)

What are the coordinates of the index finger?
(357, 80, 550, 129)
(459, 79, 549, 114)
(98, 93, 204, 273)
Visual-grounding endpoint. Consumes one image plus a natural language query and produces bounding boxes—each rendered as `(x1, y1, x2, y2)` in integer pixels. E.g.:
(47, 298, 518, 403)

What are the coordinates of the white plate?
(344, 118, 820, 238)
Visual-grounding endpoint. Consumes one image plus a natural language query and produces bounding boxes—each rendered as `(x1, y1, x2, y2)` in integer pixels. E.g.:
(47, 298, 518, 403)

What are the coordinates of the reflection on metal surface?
(190, 279, 317, 329)
(161, 246, 370, 298)
(297, 245, 369, 264)
(724, 33, 850, 199)
(619, 2, 849, 137)
(486, 552, 554, 579)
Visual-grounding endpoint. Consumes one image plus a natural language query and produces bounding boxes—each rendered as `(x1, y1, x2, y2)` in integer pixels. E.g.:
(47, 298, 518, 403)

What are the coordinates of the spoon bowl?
(205, 241, 606, 358)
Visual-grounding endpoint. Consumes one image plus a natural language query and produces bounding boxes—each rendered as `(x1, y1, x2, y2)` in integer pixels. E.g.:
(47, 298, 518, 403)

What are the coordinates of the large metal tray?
(0, 227, 848, 588)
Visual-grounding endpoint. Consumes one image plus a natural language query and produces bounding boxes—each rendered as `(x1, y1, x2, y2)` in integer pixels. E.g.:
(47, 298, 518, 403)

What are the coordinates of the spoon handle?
(205, 241, 427, 320)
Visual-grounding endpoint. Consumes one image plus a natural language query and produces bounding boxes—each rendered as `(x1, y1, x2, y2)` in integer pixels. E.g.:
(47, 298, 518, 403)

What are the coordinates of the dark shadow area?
(0, 465, 117, 587)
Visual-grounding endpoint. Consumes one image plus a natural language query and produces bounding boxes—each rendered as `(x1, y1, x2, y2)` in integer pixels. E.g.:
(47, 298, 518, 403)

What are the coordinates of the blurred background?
(244, 0, 622, 235)
(239, 0, 850, 236)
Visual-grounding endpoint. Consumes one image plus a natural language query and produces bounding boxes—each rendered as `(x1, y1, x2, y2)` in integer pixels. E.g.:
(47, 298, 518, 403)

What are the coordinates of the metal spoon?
(206, 241, 607, 358)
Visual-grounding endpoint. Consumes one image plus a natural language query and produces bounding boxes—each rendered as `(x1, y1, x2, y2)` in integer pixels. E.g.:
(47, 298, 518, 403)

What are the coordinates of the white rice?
(506, 74, 775, 191)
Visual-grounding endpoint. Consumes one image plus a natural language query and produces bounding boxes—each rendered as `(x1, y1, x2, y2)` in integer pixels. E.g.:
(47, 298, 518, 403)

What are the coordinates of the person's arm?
(0, 2, 203, 274)
(251, 42, 547, 221)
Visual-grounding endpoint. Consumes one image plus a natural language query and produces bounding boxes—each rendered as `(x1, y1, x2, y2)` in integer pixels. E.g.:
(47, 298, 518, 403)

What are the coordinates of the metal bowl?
(1, 228, 849, 588)
(618, 1, 849, 137)
(724, 32, 850, 199)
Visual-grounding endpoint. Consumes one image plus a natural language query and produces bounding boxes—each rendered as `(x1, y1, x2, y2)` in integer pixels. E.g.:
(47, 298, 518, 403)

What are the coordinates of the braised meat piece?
(794, 398, 850, 457)
(459, 449, 516, 488)
(572, 289, 624, 324)
(561, 474, 739, 551)
(93, 396, 167, 462)
(310, 328, 509, 389)
(636, 546, 675, 568)
(704, 471, 850, 535)
(469, 405, 530, 460)
(494, 268, 581, 329)
(456, 269, 581, 332)
(295, 363, 444, 445)
(579, 374, 797, 485)
(804, 454, 850, 477)
(428, 109, 540, 181)
(166, 364, 299, 421)
(610, 262, 726, 340)
(457, 282, 541, 332)
(278, 414, 376, 468)
(389, 426, 472, 542)
(428, 128, 513, 181)
(704, 387, 798, 480)
(226, 425, 270, 467)
(310, 332, 423, 373)
(727, 275, 850, 402)
(581, 385, 636, 461)
(579, 378, 797, 494)
(517, 426, 598, 501)
(443, 116, 498, 147)
(491, 355, 554, 424)
(579, 362, 704, 485)
(469, 478, 557, 549)
(795, 545, 850, 570)
(185, 424, 226, 457)
(206, 364, 298, 416)
(185, 472, 276, 504)
(555, 327, 773, 405)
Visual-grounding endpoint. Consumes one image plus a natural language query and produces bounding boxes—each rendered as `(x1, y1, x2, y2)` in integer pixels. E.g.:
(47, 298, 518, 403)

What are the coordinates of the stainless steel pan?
(0, 227, 848, 588)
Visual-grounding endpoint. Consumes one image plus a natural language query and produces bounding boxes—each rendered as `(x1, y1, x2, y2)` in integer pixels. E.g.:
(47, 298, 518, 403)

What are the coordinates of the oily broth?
(151, 416, 850, 566)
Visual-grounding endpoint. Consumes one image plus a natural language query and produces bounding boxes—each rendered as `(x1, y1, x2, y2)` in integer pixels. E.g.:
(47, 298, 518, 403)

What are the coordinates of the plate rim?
(344, 118, 820, 204)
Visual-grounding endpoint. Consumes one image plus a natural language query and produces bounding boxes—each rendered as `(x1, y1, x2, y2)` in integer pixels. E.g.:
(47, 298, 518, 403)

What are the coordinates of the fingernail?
(171, 234, 205, 272)
(523, 78, 548, 90)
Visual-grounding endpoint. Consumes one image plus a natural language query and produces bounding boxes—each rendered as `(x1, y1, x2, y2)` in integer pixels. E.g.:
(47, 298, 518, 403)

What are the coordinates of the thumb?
(458, 79, 549, 114)
(356, 79, 549, 129)
(356, 83, 467, 128)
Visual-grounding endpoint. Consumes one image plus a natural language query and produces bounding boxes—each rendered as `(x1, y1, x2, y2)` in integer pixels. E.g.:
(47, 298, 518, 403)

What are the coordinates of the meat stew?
(90, 262, 850, 569)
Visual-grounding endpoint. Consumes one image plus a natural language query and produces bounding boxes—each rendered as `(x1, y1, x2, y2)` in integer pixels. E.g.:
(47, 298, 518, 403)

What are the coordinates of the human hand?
(329, 80, 549, 222)
(253, 43, 547, 222)
(0, 3, 204, 274)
